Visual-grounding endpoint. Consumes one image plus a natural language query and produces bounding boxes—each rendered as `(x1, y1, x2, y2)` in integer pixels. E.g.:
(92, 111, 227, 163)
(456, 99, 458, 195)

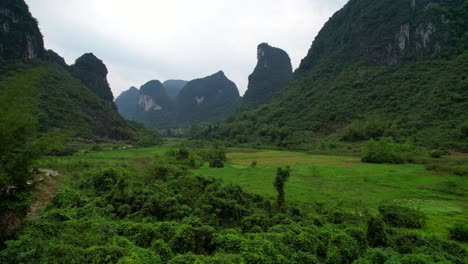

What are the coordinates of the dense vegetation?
(1, 0, 467, 263)
(1, 145, 466, 263)
(0, 61, 150, 141)
(199, 0, 468, 151)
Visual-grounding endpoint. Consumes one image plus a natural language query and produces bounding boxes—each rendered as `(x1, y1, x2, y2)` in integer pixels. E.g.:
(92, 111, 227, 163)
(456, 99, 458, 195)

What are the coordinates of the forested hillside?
(202, 0, 468, 150)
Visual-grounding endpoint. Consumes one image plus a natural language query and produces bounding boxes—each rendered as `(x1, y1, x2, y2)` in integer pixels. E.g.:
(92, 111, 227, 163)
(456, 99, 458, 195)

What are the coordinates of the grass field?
(37, 145, 468, 243)
(195, 149, 468, 241)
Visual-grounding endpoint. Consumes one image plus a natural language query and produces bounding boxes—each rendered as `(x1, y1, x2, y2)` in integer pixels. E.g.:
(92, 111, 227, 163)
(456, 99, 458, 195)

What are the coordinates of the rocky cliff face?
(242, 43, 293, 107)
(0, 0, 44, 60)
(299, 0, 467, 70)
(138, 80, 172, 112)
(70, 53, 115, 103)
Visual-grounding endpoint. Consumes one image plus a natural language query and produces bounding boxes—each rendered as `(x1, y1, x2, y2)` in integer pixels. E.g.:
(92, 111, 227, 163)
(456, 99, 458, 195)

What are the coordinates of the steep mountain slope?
(163, 79, 188, 100)
(176, 71, 240, 125)
(115, 86, 139, 120)
(139, 80, 172, 111)
(0, 0, 148, 141)
(242, 43, 293, 107)
(0, 63, 136, 140)
(70, 53, 115, 104)
(205, 0, 468, 150)
(0, 0, 44, 60)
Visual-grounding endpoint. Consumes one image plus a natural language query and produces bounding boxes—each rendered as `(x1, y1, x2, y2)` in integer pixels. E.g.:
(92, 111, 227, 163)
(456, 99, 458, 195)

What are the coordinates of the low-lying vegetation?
(1, 146, 466, 263)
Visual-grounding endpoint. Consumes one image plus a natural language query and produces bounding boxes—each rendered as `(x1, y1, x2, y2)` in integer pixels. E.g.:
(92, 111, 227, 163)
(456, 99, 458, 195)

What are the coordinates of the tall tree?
(273, 167, 290, 210)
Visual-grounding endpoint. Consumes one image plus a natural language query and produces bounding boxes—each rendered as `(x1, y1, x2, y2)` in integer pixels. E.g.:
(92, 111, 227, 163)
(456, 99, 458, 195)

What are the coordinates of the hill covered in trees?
(0, 0, 158, 141)
(201, 0, 468, 151)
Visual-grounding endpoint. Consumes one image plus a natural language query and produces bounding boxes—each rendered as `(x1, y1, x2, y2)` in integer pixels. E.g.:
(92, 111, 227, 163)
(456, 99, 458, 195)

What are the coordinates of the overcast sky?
(25, 0, 347, 97)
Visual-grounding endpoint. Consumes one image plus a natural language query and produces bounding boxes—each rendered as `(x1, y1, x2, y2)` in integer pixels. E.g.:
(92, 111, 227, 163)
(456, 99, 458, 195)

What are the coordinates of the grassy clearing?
(195, 149, 468, 240)
(36, 146, 467, 242)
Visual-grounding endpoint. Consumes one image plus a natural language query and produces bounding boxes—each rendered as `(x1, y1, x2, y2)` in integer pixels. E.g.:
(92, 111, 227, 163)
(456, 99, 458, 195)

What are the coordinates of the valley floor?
(38, 143, 467, 242)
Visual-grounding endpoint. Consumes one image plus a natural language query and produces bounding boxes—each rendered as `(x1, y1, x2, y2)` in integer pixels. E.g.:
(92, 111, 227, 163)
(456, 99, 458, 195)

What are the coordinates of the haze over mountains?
(115, 43, 293, 128)
(115, 71, 242, 129)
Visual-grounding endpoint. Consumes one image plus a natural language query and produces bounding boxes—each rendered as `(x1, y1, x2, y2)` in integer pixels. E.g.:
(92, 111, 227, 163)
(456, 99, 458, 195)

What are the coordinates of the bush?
(367, 216, 390, 247)
(460, 120, 468, 138)
(429, 149, 444, 158)
(209, 158, 224, 168)
(325, 233, 360, 264)
(393, 233, 427, 254)
(90, 168, 123, 194)
(449, 223, 468, 242)
(400, 254, 432, 264)
(354, 248, 399, 264)
(361, 137, 416, 164)
(378, 205, 426, 228)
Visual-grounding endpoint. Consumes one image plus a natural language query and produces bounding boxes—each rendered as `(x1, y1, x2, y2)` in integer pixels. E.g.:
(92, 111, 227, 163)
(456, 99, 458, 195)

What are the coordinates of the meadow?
(38, 143, 467, 243)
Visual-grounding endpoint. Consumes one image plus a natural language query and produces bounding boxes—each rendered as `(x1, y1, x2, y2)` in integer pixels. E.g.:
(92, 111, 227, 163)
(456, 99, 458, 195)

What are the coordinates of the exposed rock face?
(299, 0, 467, 70)
(176, 71, 240, 125)
(115, 86, 140, 119)
(163, 80, 188, 100)
(70, 53, 115, 103)
(242, 43, 293, 107)
(138, 80, 171, 112)
(0, 0, 45, 60)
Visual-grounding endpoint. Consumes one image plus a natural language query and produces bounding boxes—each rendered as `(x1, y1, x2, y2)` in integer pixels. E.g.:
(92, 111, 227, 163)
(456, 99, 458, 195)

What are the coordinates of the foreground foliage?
(1, 148, 466, 263)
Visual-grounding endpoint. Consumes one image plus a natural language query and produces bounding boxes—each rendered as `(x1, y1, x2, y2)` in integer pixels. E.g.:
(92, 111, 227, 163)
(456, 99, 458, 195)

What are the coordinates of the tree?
(273, 167, 291, 210)
(0, 92, 43, 243)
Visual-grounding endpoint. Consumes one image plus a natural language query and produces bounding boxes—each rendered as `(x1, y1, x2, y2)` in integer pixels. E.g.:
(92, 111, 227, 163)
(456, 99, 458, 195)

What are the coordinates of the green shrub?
(325, 233, 360, 264)
(209, 158, 224, 168)
(460, 120, 468, 138)
(241, 214, 270, 232)
(449, 223, 468, 242)
(378, 205, 426, 228)
(429, 149, 444, 158)
(367, 216, 390, 247)
(361, 137, 416, 164)
(213, 229, 246, 253)
(354, 248, 399, 264)
(90, 168, 123, 194)
(400, 254, 432, 264)
(393, 233, 428, 254)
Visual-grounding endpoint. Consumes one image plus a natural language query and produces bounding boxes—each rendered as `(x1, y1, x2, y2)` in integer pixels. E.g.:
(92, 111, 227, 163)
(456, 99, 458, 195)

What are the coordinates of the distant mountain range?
(116, 71, 241, 129)
(115, 44, 293, 129)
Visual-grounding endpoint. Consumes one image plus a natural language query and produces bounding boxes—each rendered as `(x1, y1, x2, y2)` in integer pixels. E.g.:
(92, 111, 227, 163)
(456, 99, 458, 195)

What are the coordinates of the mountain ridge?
(201, 0, 468, 150)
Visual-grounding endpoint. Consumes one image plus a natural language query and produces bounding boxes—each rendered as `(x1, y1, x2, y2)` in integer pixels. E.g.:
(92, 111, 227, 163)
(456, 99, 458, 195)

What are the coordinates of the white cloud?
(26, 0, 348, 96)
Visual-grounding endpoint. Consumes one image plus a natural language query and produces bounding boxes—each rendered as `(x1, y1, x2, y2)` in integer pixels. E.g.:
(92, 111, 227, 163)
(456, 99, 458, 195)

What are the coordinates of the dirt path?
(27, 169, 62, 219)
